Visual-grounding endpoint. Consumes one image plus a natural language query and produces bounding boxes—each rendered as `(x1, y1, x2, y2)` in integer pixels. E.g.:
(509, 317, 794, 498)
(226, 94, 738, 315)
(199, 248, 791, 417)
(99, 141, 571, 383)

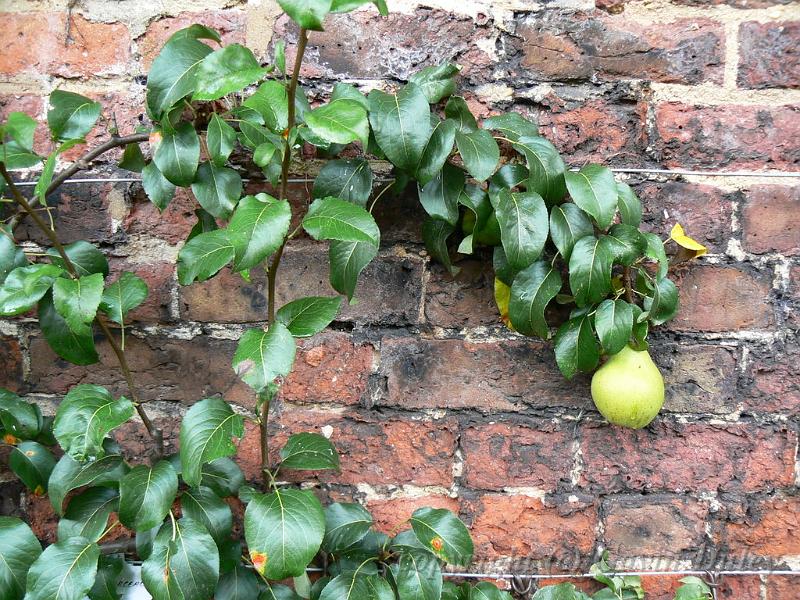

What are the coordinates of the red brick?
(670, 265, 774, 332)
(738, 21, 800, 89)
(743, 339, 800, 414)
(237, 411, 457, 488)
(24, 493, 59, 545)
(0, 336, 24, 393)
(655, 103, 800, 170)
(466, 494, 597, 560)
(742, 185, 800, 255)
(0, 13, 129, 78)
(0, 95, 48, 154)
(124, 186, 197, 246)
(376, 337, 593, 413)
(366, 496, 459, 535)
(138, 11, 246, 69)
(723, 496, 800, 558)
(767, 576, 796, 600)
(638, 575, 760, 600)
(580, 422, 796, 493)
(603, 495, 708, 557)
(180, 245, 424, 326)
(424, 259, 503, 329)
(636, 181, 733, 254)
(675, 0, 792, 6)
(281, 332, 373, 405)
(517, 16, 724, 85)
(462, 422, 574, 491)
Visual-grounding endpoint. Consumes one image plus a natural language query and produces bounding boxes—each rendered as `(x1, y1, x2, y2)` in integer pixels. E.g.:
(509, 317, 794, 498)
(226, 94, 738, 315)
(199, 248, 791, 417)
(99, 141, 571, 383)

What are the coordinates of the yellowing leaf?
(669, 223, 707, 257)
(494, 278, 514, 331)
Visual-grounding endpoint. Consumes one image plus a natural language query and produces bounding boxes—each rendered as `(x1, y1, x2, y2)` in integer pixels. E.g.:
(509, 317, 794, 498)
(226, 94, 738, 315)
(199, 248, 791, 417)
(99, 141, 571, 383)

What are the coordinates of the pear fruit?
(591, 345, 664, 429)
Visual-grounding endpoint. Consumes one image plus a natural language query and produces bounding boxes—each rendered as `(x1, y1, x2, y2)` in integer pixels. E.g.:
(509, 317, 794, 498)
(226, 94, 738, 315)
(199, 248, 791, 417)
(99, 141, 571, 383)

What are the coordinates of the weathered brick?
(655, 103, 800, 170)
(516, 15, 724, 84)
(366, 496, 459, 534)
(237, 411, 457, 487)
(602, 495, 708, 557)
(741, 185, 800, 255)
(723, 496, 800, 559)
(580, 422, 796, 493)
(788, 266, 800, 330)
(466, 494, 597, 560)
(27, 333, 254, 408)
(462, 422, 574, 491)
(0, 13, 130, 78)
(0, 336, 24, 393)
(636, 181, 733, 254)
(138, 11, 246, 68)
(640, 575, 761, 600)
(670, 265, 774, 332)
(767, 576, 796, 600)
(375, 337, 593, 413)
(738, 21, 800, 89)
(107, 259, 175, 323)
(675, 0, 793, 6)
(424, 259, 499, 329)
(180, 245, 424, 326)
(743, 339, 800, 415)
(124, 186, 197, 246)
(24, 493, 59, 545)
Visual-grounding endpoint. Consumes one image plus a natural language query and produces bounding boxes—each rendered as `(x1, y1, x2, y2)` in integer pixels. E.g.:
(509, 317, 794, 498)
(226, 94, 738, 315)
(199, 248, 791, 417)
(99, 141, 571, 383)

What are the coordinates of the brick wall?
(1, 0, 799, 598)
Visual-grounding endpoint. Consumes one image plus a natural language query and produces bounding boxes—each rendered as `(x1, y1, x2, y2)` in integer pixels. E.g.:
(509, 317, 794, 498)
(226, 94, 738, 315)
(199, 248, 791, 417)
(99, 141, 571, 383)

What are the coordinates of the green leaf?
(394, 549, 441, 600)
(207, 114, 237, 167)
(276, 296, 343, 337)
(320, 573, 392, 600)
(191, 162, 242, 219)
(595, 299, 634, 355)
(564, 164, 618, 230)
(322, 502, 373, 553)
(455, 129, 499, 182)
(47, 91, 101, 141)
(278, 0, 332, 31)
(53, 384, 134, 461)
(493, 189, 549, 270)
(9, 441, 55, 495)
(416, 118, 457, 187)
(471, 582, 514, 600)
(119, 142, 146, 173)
(201, 457, 245, 497)
(168, 24, 222, 44)
(0, 517, 42, 600)
(306, 99, 369, 147)
(245, 488, 325, 579)
(147, 36, 214, 118)
(242, 81, 288, 133)
(180, 398, 245, 487)
(48, 453, 128, 514)
(181, 486, 233, 544)
(368, 83, 431, 173)
(568, 236, 614, 307)
(312, 159, 373, 207)
(232, 324, 296, 393)
(554, 314, 600, 379)
(154, 122, 200, 187)
(508, 261, 562, 339)
(616, 182, 642, 227)
(99, 272, 148, 325)
(34, 151, 57, 207)
(0, 140, 41, 170)
(0, 264, 62, 316)
(331, 83, 368, 109)
(142, 518, 220, 600)
(5, 112, 37, 150)
(0, 389, 40, 440)
(642, 232, 669, 278)
(410, 507, 474, 566)
(444, 97, 478, 133)
(457, 184, 492, 254)
(216, 566, 261, 600)
(177, 229, 234, 285)
(279, 432, 340, 470)
(331, 0, 388, 15)
(194, 44, 268, 101)
(141, 161, 176, 211)
(0, 229, 27, 287)
(228, 194, 291, 271)
(422, 217, 458, 275)
(483, 112, 538, 141)
(89, 555, 123, 600)
(38, 291, 98, 366)
(303, 196, 380, 246)
(418, 163, 464, 226)
(329, 240, 378, 301)
(118, 460, 178, 531)
(409, 63, 460, 103)
(47, 240, 109, 278)
(58, 487, 119, 543)
(512, 136, 566, 204)
(674, 576, 712, 600)
(645, 276, 679, 326)
(603, 223, 645, 266)
(630, 304, 649, 351)
(25, 537, 99, 600)
(549, 202, 594, 262)
(52, 273, 105, 333)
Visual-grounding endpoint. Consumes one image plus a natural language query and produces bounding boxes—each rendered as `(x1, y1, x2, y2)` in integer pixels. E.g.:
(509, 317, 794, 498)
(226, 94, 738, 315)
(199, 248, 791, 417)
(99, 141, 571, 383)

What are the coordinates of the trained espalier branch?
(0, 0, 707, 599)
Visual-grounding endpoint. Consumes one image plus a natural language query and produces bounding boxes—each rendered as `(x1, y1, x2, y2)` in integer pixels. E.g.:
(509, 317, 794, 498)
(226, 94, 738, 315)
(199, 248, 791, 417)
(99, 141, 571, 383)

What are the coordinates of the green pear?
(591, 345, 664, 429)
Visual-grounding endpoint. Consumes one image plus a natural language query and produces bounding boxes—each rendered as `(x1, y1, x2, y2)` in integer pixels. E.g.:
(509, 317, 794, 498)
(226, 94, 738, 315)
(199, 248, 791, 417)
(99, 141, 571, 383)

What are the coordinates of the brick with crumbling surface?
(741, 185, 800, 255)
(722, 496, 800, 559)
(738, 21, 800, 89)
(0, 336, 24, 393)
